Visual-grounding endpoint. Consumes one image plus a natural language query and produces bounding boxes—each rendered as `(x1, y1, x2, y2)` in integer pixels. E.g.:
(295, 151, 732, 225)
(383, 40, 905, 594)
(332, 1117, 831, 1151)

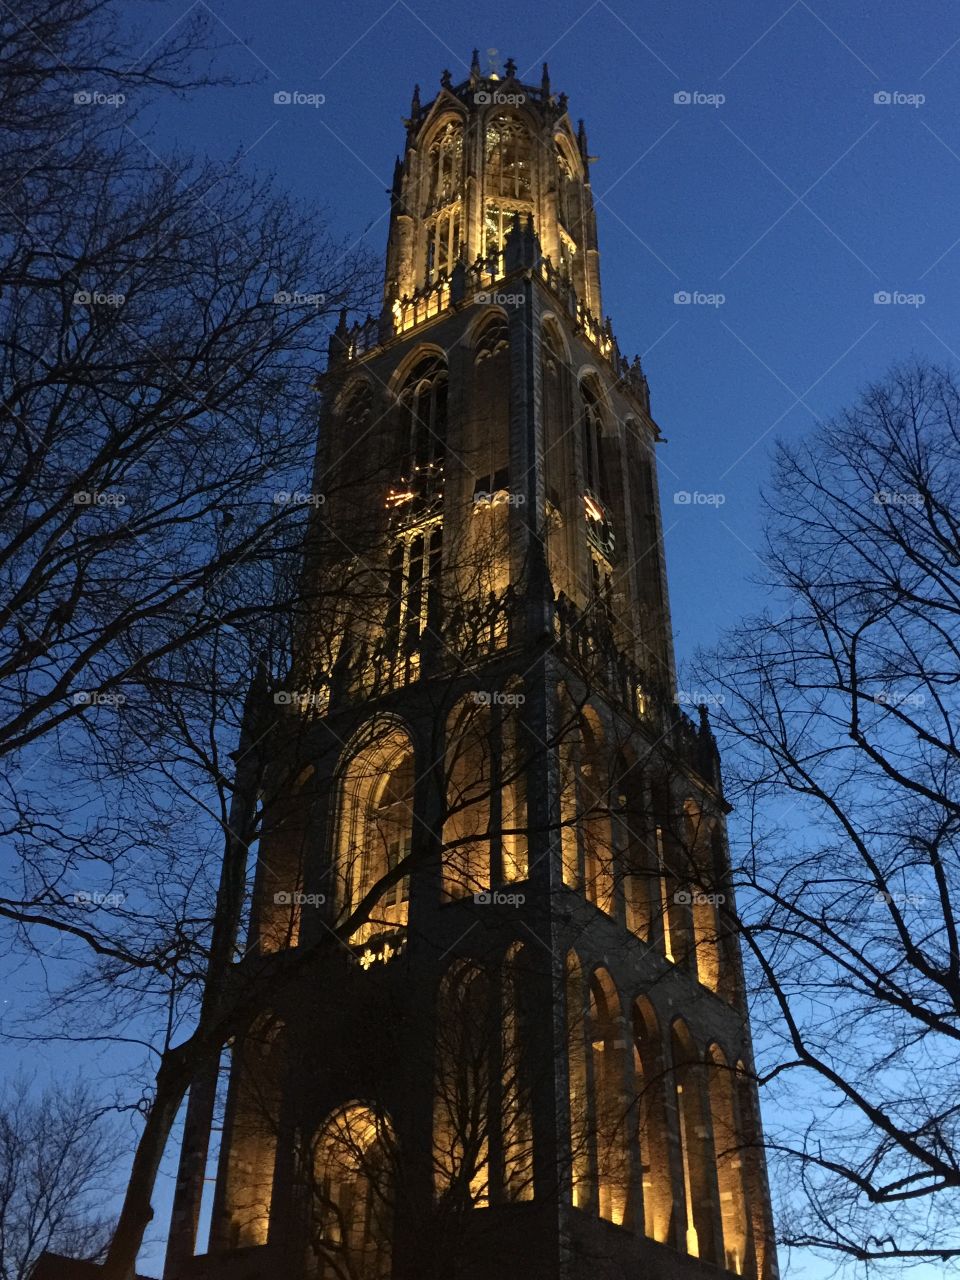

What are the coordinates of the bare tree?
(695, 358, 960, 1266)
(0, 1077, 122, 1280)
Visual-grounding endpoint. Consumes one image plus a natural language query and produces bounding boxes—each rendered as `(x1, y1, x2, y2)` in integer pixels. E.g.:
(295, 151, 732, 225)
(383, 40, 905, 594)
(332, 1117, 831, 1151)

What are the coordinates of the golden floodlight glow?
(583, 493, 604, 522)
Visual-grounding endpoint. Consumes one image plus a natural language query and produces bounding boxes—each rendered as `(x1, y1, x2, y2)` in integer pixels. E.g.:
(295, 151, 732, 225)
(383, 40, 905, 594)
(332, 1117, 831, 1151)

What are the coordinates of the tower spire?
(541, 62, 551, 98)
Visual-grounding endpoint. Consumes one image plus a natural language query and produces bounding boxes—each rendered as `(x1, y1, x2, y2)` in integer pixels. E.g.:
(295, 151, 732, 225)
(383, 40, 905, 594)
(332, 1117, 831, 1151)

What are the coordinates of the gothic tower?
(165, 57, 778, 1280)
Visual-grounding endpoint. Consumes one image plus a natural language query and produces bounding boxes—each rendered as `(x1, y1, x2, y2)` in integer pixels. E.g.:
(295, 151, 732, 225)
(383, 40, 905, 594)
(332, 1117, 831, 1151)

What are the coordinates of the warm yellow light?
(583, 494, 604, 522)
(386, 490, 415, 507)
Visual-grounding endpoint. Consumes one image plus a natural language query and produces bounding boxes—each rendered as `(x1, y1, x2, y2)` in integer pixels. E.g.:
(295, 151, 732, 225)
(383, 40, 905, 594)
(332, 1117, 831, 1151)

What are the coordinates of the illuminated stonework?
(165, 56, 779, 1280)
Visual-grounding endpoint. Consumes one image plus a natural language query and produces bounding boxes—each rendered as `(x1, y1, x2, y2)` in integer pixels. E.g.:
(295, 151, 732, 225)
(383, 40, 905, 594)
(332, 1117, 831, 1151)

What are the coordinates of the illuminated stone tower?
(165, 55, 778, 1280)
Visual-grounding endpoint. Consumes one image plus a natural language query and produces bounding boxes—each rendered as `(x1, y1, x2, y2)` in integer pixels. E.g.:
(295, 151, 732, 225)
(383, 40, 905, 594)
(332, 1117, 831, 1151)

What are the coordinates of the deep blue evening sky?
(6, 2, 959, 1275)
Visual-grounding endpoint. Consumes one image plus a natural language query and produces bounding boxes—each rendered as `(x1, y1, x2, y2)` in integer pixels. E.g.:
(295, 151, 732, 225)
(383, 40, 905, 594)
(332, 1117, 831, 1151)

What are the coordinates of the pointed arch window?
(707, 1046, 750, 1275)
(485, 115, 533, 199)
(334, 727, 414, 945)
(427, 121, 463, 206)
(556, 142, 580, 234)
(426, 205, 461, 283)
(633, 999, 674, 1244)
(580, 379, 609, 499)
(589, 969, 629, 1225)
(311, 1104, 394, 1280)
(433, 961, 492, 1207)
(397, 355, 447, 483)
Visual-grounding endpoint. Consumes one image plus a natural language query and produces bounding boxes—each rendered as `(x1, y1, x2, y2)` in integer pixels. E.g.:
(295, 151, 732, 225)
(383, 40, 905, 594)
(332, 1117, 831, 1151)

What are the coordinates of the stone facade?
(163, 56, 779, 1280)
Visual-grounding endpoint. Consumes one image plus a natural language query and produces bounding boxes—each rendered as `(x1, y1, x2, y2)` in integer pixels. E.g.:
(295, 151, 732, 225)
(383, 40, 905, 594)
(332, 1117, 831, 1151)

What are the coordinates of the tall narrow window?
(708, 1046, 750, 1275)
(580, 379, 608, 498)
(485, 115, 533, 199)
(311, 1105, 393, 1280)
(334, 727, 414, 945)
(397, 355, 447, 483)
(580, 710, 615, 915)
(426, 121, 463, 205)
(565, 952, 592, 1208)
(426, 205, 461, 282)
(590, 969, 629, 1225)
(434, 962, 491, 1208)
(502, 944, 534, 1200)
(633, 999, 674, 1244)
(443, 698, 492, 899)
(671, 1022, 720, 1265)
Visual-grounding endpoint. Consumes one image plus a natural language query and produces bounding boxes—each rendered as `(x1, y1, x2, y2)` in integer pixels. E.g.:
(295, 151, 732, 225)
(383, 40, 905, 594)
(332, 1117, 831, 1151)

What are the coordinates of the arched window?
(500, 678, 528, 883)
(580, 709, 615, 915)
(216, 1015, 286, 1250)
(334, 725, 414, 944)
(633, 999, 674, 1244)
(311, 1104, 393, 1280)
(502, 943, 533, 1200)
(564, 951, 592, 1208)
(485, 115, 533, 199)
(443, 698, 492, 899)
(425, 205, 461, 282)
(686, 801, 722, 993)
(397, 355, 447, 480)
(707, 1045, 750, 1275)
(614, 751, 654, 942)
(542, 322, 574, 597)
(426, 121, 463, 205)
(341, 380, 373, 433)
(474, 313, 509, 362)
(671, 1022, 720, 1264)
(589, 969, 629, 1225)
(579, 379, 608, 498)
(556, 141, 579, 232)
(434, 961, 492, 1207)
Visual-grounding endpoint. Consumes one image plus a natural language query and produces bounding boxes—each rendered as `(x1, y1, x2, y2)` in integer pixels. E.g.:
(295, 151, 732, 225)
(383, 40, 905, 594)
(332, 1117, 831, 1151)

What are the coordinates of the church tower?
(165, 57, 778, 1280)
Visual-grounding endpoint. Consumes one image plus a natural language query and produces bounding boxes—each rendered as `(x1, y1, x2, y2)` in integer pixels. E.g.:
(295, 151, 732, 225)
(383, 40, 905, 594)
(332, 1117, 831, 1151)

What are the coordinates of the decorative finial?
(471, 48, 481, 76)
(391, 156, 403, 197)
(577, 118, 589, 161)
(557, 91, 568, 113)
(504, 56, 517, 79)
(541, 62, 551, 97)
(410, 84, 421, 117)
(440, 68, 452, 89)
